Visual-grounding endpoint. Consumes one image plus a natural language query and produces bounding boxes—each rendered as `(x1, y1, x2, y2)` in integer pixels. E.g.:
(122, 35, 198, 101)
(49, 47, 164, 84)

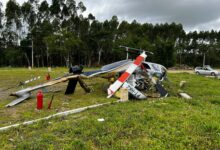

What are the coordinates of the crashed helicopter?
(6, 46, 168, 107)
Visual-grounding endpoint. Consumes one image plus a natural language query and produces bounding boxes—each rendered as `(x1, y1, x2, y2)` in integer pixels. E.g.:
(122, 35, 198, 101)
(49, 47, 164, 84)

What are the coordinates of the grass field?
(0, 68, 220, 149)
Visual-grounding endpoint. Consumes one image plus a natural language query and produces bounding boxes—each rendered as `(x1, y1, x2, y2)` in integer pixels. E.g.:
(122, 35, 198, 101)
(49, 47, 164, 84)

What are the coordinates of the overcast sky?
(2, 0, 220, 32)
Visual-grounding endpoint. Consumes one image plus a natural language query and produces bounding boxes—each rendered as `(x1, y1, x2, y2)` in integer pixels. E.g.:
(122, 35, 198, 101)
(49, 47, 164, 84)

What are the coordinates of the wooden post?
(120, 88, 128, 101)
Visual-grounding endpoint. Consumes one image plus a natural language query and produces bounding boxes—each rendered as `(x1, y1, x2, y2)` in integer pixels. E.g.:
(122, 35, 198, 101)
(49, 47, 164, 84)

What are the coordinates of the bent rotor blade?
(8, 75, 80, 107)
(11, 75, 80, 97)
(6, 93, 31, 107)
(107, 52, 147, 98)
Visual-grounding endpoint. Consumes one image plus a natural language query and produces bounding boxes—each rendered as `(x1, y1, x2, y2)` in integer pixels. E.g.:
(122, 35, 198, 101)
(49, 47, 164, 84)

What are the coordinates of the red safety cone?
(46, 73, 50, 81)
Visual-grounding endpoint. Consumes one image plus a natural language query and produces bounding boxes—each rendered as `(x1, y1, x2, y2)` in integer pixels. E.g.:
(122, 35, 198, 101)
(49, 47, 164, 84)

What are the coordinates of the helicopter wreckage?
(6, 47, 168, 107)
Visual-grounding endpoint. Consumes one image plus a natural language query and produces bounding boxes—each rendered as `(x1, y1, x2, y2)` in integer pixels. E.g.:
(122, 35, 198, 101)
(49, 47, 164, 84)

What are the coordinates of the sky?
(1, 0, 220, 32)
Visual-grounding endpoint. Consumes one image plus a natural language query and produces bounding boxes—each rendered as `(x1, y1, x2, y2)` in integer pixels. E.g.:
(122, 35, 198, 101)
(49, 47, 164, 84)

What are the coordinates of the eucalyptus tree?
(85, 20, 103, 66)
(0, 1, 5, 66)
(153, 38, 176, 67)
(0, 1, 3, 28)
(44, 29, 81, 67)
(21, 0, 39, 29)
(38, 0, 50, 22)
(50, 0, 62, 17)
(4, 0, 22, 45)
(98, 16, 119, 64)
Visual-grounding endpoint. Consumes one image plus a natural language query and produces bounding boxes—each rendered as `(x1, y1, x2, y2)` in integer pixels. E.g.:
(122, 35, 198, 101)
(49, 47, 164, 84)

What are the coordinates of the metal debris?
(179, 81, 186, 88)
(179, 92, 192, 99)
(97, 118, 105, 122)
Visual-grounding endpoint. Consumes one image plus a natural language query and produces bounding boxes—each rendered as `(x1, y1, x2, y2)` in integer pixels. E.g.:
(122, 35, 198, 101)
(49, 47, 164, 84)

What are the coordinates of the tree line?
(1, 0, 220, 68)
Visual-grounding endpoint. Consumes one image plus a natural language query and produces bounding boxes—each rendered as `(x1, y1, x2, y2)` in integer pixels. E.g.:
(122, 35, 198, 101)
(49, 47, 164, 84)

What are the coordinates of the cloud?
(3, 0, 220, 31)
(81, 0, 220, 31)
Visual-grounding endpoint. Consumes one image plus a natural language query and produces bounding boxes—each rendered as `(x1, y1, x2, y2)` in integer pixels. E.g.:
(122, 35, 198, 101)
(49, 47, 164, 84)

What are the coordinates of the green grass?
(0, 68, 220, 149)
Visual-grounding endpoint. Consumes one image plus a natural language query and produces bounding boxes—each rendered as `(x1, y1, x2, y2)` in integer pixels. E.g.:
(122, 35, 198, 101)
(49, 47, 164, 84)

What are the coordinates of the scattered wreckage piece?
(155, 84, 168, 97)
(97, 118, 105, 122)
(179, 93, 192, 99)
(20, 76, 41, 86)
(178, 81, 192, 99)
(6, 93, 31, 107)
(150, 77, 168, 97)
(1, 100, 120, 131)
(0, 76, 41, 92)
(179, 80, 186, 88)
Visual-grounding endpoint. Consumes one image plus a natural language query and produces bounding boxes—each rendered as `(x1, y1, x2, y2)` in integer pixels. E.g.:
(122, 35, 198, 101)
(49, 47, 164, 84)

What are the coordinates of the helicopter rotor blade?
(119, 45, 154, 55)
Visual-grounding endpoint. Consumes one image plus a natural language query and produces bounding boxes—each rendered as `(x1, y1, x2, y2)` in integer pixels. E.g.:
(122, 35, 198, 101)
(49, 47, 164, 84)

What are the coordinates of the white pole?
(0, 101, 121, 131)
(203, 53, 205, 67)
(126, 47, 129, 59)
(31, 39, 34, 68)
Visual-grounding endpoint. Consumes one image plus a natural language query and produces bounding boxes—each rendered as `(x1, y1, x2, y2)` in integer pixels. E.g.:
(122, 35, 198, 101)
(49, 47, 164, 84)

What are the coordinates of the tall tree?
(0, 1, 3, 28)
(4, 0, 22, 45)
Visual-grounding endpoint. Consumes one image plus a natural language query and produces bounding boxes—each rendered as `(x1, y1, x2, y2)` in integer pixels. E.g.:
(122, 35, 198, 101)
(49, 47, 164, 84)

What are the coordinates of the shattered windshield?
(151, 64, 160, 71)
